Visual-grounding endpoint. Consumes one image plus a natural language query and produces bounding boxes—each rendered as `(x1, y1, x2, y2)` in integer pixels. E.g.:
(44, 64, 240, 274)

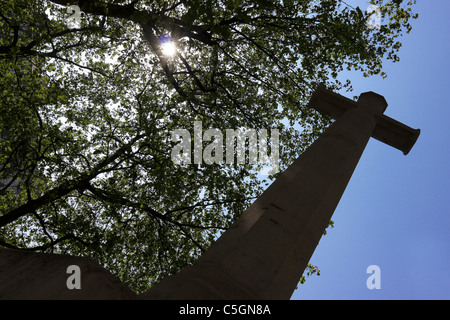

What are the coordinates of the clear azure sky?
(291, 0, 450, 300)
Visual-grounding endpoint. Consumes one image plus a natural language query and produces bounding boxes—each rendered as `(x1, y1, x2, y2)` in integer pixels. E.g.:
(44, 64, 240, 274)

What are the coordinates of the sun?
(159, 35, 176, 57)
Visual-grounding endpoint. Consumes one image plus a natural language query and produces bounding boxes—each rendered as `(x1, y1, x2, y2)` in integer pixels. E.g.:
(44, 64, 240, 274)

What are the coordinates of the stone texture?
(0, 248, 137, 299)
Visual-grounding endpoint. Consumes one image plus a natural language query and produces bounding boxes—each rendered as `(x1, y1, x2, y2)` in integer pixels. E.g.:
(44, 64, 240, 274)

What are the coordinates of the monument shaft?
(143, 89, 397, 299)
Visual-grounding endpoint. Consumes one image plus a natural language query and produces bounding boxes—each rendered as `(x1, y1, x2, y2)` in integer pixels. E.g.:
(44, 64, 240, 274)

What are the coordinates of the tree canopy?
(0, 0, 417, 292)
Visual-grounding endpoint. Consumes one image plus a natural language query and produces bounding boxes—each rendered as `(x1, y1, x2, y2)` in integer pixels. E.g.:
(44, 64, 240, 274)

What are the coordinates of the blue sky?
(291, 0, 450, 300)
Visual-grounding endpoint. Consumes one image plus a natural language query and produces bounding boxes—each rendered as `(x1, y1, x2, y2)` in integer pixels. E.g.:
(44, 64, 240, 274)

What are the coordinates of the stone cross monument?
(0, 85, 420, 299)
(141, 85, 420, 299)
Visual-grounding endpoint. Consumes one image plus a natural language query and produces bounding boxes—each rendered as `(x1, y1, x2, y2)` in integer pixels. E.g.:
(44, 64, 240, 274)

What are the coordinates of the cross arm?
(308, 85, 420, 155)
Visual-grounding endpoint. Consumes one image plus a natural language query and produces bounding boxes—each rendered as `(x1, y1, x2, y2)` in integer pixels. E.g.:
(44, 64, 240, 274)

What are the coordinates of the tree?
(0, 0, 418, 293)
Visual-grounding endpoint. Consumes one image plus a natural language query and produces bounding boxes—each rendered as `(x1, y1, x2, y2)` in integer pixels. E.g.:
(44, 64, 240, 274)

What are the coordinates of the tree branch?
(85, 183, 227, 231)
(0, 234, 91, 252)
(0, 133, 145, 227)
